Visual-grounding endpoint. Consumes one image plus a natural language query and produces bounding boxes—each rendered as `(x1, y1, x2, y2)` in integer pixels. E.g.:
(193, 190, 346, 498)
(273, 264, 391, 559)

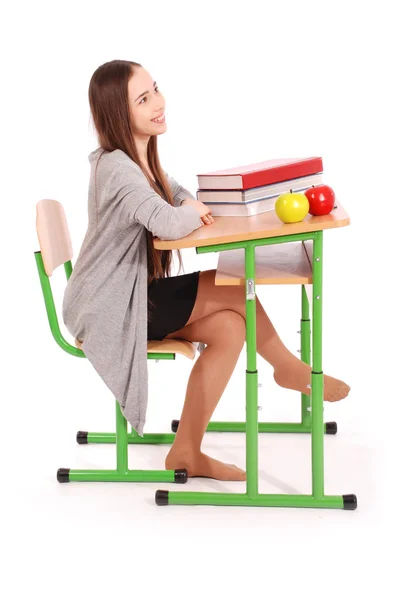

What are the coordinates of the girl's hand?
(201, 213, 214, 225)
(181, 198, 214, 225)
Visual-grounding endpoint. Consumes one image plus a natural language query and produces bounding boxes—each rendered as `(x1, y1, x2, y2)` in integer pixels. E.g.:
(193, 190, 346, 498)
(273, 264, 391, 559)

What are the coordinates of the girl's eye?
(140, 87, 159, 104)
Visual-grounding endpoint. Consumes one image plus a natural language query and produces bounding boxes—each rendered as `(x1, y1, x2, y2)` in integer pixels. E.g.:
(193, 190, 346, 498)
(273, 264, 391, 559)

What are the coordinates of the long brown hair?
(88, 59, 185, 298)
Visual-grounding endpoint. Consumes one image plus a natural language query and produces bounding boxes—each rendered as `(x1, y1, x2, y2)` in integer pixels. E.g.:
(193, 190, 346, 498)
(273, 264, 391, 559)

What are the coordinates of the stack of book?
(195, 157, 324, 217)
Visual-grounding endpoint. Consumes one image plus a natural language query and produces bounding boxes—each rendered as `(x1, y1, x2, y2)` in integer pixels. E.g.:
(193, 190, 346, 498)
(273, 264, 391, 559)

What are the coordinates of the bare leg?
(168, 270, 350, 402)
(165, 310, 247, 480)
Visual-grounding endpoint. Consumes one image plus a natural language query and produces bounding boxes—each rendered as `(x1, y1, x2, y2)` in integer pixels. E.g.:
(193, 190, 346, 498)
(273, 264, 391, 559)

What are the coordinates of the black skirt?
(147, 270, 201, 340)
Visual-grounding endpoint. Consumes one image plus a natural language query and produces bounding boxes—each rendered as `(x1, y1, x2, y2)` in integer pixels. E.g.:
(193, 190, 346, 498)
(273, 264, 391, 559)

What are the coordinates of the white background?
(1, 0, 399, 597)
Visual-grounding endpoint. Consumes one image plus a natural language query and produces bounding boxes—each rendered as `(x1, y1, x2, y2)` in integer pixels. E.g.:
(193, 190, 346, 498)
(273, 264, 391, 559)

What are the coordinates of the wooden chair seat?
(75, 337, 200, 360)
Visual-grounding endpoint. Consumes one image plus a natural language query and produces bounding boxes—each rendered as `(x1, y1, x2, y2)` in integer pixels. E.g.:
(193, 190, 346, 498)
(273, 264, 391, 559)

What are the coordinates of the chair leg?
(57, 401, 187, 484)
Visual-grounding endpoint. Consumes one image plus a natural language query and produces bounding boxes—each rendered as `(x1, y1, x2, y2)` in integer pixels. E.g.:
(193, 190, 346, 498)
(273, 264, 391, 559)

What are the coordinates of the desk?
(154, 201, 357, 510)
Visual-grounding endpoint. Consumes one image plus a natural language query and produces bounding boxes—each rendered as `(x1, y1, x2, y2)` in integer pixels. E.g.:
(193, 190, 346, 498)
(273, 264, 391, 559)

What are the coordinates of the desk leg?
(301, 284, 312, 428)
(155, 233, 357, 509)
(244, 244, 259, 498)
(311, 231, 324, 498)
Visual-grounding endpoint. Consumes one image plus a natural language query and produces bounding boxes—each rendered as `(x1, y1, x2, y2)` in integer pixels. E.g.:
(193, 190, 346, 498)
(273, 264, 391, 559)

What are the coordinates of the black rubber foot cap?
(343, 494, 357, 510)
(155, 490, 169, 506)
(57, 468, 70, 483)
(174, 469, 188, 483)
(76, 431, 88, 444)
(325, 421, 337, 435)
(171, 420, 179, 433)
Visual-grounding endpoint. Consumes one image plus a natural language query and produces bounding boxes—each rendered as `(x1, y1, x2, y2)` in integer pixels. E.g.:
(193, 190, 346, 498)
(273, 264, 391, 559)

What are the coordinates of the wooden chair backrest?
(36, 199, 73, 276)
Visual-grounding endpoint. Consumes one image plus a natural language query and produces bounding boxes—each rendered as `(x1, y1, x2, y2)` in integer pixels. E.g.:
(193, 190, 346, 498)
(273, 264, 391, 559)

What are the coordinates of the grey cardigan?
(62, 147, 202, 436)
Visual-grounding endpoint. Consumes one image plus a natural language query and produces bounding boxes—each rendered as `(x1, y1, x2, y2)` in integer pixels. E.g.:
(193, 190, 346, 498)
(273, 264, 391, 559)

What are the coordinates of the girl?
(63, 59, 350, 482)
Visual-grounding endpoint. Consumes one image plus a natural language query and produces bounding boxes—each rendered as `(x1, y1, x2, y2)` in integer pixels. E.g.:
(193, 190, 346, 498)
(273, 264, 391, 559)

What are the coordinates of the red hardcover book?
(196, 157, 323, 190)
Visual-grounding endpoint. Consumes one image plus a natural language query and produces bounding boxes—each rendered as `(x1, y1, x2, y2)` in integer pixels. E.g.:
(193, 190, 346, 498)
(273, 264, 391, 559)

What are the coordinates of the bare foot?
(165, 449, 246, 481)
(273, 357, 350, 402)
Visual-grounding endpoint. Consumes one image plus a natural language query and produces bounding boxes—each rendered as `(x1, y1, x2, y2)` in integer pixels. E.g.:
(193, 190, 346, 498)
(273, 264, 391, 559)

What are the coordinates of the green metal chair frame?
(35, 198, 196, 486)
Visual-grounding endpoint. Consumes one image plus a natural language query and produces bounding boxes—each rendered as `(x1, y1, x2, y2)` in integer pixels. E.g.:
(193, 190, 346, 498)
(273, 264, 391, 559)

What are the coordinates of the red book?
(196, 157, 323, 190)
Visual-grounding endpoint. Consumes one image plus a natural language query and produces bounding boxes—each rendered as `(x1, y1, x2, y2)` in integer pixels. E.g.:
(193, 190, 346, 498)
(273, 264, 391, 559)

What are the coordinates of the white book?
(197, 172, 323, 204)
(204, 195, 278, 217)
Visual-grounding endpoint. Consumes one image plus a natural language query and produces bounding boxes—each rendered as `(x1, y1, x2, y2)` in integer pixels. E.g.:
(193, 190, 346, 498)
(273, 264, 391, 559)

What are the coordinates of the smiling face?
(128, 67, 167, 142)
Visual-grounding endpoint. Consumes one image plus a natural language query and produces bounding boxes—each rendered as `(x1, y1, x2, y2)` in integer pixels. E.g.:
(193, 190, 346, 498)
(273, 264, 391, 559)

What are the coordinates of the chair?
(35, 198, 206, 485)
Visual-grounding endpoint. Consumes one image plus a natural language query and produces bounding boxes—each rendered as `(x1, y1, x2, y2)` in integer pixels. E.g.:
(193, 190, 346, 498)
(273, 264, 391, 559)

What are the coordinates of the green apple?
(275, 189, 310, 223)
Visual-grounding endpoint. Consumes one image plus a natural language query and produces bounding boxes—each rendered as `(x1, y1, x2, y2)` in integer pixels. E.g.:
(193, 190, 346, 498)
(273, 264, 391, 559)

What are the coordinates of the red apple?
(304, 184, 336, 216)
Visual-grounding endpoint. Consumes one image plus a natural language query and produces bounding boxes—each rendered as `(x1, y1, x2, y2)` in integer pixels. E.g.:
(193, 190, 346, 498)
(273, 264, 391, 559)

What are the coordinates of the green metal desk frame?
(157, 229, 357, 509)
